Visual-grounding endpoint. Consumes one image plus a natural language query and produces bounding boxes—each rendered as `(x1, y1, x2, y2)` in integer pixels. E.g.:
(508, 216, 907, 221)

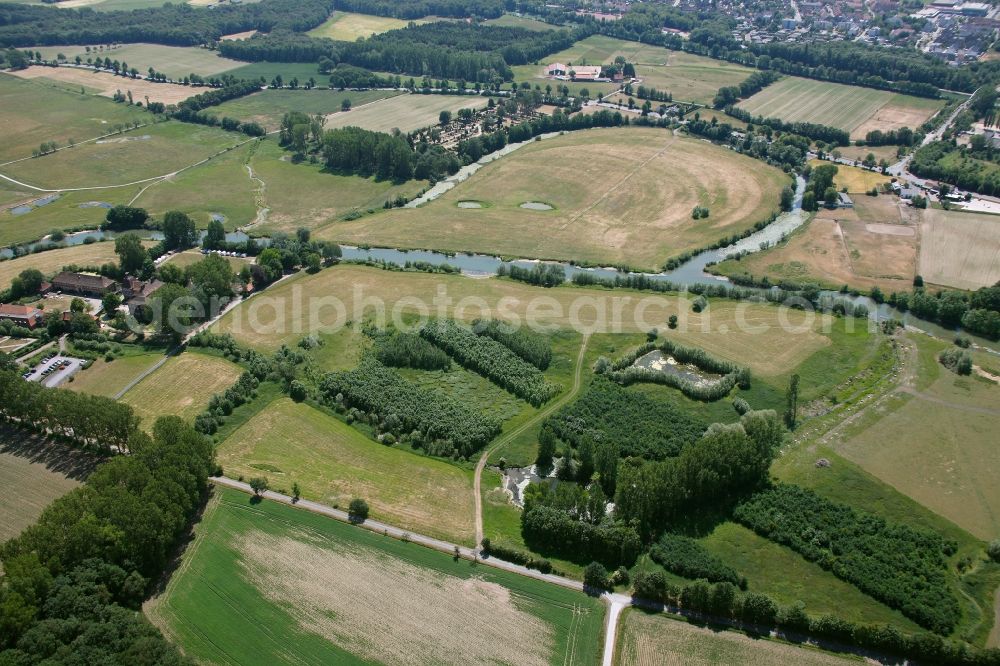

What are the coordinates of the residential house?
(0, 304, 43, 329)
(122, 276, 164, 317)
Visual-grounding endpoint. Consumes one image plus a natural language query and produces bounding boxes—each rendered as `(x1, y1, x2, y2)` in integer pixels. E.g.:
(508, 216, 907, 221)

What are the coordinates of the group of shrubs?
(649, 533, 746, 588)
(373, 331, 451, 371)
(472, 319, 552, 370)
(939, 346, 973, 375)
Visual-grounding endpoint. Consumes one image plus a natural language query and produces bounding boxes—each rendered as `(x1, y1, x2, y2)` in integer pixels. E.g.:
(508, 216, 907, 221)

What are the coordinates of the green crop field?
(30, 43, 244, 79)
(737, 77, 945, 139)
(148, 487, 605, 665)
(1, 121, 244, 190)
(120, 350, 242, 429)
(324, 93, 489, 134)
(318, 127, 789, 271)
(307, 10, 430, 40)
(614, 609, 858, 666)
(208, 88, 402, 130)
(0, 73, 148, 164)
(215, 397, 478, 544)
(247, 139, 426, 234)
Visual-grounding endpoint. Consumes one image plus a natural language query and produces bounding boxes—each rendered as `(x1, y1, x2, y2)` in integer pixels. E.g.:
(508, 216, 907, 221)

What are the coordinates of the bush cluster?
(649, 533, 746, 588)
(472, 319, 552, 370)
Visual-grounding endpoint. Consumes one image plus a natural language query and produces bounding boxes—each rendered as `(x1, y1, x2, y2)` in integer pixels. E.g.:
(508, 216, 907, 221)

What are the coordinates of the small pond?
(634, 350, 722, 387)
(519, 201, 553, 211)
(457, 201, 483, 209)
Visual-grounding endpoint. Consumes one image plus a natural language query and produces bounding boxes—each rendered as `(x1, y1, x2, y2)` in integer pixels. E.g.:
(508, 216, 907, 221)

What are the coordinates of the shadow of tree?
(0, 424, 104, 482)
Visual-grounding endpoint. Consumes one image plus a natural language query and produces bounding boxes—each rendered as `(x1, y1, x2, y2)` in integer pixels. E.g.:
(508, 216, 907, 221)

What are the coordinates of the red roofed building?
(0, 304, 43, 329)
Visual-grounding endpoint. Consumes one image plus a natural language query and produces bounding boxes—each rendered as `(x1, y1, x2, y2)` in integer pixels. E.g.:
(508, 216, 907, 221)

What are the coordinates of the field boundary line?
(473, 333, 590, 547)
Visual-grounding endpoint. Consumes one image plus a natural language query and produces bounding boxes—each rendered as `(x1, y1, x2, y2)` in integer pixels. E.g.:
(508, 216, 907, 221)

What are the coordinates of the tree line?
(0, 0, 335, 48)
(471, 319, 552, 370)
(712, 70, 781, 108)
(724, 105, 850, 146)
(334, 0, 504, 20)
(886, 281, 1000, 340)
(374, 330, 452, 371)
(0, 401, 213, 663)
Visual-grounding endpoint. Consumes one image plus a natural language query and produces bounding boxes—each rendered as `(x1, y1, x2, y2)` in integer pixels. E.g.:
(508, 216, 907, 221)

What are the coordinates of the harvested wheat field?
(614, 609, 857, 666)
(147, 488, 604, 665)
(8, 66, 199, 105)
(320, 128, 789, 270)
(919, 207, 1000, 290)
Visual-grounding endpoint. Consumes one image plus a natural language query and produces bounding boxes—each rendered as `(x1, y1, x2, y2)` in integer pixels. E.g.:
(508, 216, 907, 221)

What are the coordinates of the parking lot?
(23, 354, 83, 388)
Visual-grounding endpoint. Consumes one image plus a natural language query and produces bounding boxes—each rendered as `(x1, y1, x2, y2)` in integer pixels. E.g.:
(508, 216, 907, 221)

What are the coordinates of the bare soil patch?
(236, 531, 554, 666)
(9, 66, 198, 105)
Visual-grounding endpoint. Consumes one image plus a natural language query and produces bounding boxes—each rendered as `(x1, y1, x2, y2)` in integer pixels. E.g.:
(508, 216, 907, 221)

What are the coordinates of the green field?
(0, 73, 148, 164)
(511, 35, 753, 103)
(67, 350, 165, 398)
(30, 43, 244, 79)
(216, 397, 478, 544)
(614, 609, 858, 666)
(226, 61, 324, 83)
(208, 88, 402, 130)
(324, 93, 489, 134)
(737, 77, 945, 139)
(1, 121, 243, 190)
(318, 127, 789, 271)
(307, 10, 430, 40)
(148, 487, 605, 665)
(0, 187, 145, 248)
(121, 351, 242, 429)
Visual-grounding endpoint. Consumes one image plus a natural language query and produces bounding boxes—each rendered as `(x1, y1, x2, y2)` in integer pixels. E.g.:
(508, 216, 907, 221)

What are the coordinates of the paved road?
(472, 334, 590, 547)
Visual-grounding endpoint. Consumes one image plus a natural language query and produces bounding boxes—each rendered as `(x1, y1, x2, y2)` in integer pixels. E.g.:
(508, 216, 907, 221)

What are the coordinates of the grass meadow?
(0, 242, 122, 288)
(319, 128, 789, 271)
(307, 11, 431, 41)
(485, 14, 557, 31)
(0, 73, 147, 163)
(215, 397, 478, 545)
(614, 609, 859, 666)
(148, 487, 605, 665)
(808, 159, 891, 193)
(208, 88, 402, 130)
(737, 77, 945, 139)
(67, 350, 164, 398)
(226, 61, 324, 84)
(324, 93, 489, 134)
(30, 43, 244, 79)
(120, 351, 242, 429)
(0, 187, 145, 248)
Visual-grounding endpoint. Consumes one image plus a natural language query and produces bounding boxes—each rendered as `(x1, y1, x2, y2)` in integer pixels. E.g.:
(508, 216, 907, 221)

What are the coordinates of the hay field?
(737, 78, 944, 139)
(216, 397, 477, 544)
(148, 487, 605, 665)
(66, 352, 164, 398)
(8, 66, 198, 105)
(209, 88, 401, 131)
(2, 121, 242, 190)
(319, 128, 788, 270)
(0, 187, 143, 247)
(0, 73, 148, 163)
(0, 242, 121, 289)
(249, 140, 426, 234)
(324, 93, 489, 133)
(120, 351, 242, 429)
(0, 426, 93, 542)
(307, 11, 430, 40)
(212, 264, 833, 378)
(808, 159, 891, 193)
(31, 43, 244, 79)
(486, 14, 556, 31)
(615, 609, 858, 666)
(836, 336, 1000, 541)
(713, 197, 919, 293)
(132, 140, 258, 228)
(919, 208, 1000, 290)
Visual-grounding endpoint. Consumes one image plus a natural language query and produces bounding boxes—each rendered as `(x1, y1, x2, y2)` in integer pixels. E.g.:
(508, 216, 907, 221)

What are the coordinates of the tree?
(348, 498, 369, 523)
(70, 297, 86, 313)
(784, 374, 799, 429)
(104, 205, 148, 231)
(802, 190, 817, 212)
(583, 561, 609, 590)
(148, 282, 195, 340)
(780, 185, 794, 211)
(289, 380, 307, 402)
(577, 436, 595, 483)
(101, 292, 122, 315)
(256, 248, 284, 286)
(536, 426, 556, 471)
(186, 254, 234, 304)
(114, 232, 147, 274)
(10, 268, 44, 299)
(249, 476, 269, 496)
(162, 211, 197, 251)
(988, 539, 1000, 562)
(291, 482, 301, 503)
(668, 314, 678, 329)
(203, 218, 226, 250)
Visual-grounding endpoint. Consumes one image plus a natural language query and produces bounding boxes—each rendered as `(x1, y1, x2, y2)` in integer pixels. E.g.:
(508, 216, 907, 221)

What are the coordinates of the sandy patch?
(8, 66, 197, 105)
(865, 223, 914, 236)
(220, 30, 258, 41)
(236, 531, 554, 666)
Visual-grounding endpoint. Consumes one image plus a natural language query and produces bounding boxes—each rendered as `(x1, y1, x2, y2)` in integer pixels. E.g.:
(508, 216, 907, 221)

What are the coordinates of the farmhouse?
(0, 303, 43, 329)
(568, 65, 603, 81)
(51, 271, 119, 297)
(546, 63, 567, 76)
(122, 276, 164, 316)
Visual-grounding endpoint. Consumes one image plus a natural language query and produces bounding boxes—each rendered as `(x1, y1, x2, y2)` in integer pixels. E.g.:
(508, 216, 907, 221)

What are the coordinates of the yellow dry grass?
(236, 530, 554, 666)
(8, 66, 198, 105)
(809, 159, 891, 193)
(320, 128, 788, 270)
(213, 264, 832, 378)
(120, 351, 242, 429)
(0, 242, 120, 289)
(919, 207, 1000, 290)
(615, 609, 857, 666)
(0, 445, 81, 542)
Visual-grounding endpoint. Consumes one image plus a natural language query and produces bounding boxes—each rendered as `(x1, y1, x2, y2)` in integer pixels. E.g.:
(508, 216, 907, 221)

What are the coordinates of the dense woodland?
(334, 0, 503, 19)
(0, 0, 335, 47)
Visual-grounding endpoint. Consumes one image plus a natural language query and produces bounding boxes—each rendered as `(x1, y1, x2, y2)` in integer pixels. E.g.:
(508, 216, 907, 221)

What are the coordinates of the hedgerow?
(650, 533, 746, 588)
(420, 320, 559, 405)
(733, 484, 960, 634)
(319, 356, 501, 458)
(472, 319, 552, 370)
